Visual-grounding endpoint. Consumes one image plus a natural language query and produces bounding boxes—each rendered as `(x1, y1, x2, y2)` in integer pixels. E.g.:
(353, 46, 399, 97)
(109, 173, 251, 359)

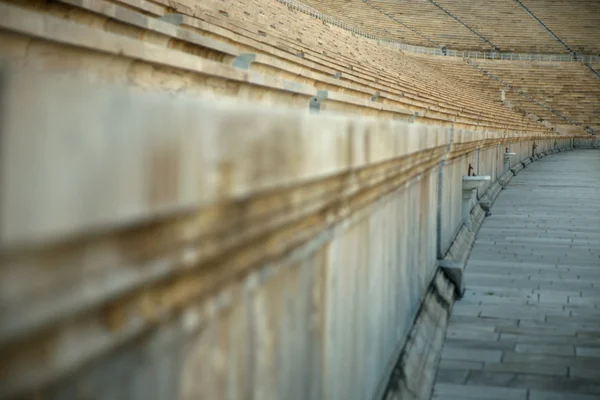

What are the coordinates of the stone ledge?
(383, 270, 455, 400)
(480, 181, 502, 209)
(511, 162, 524, 175)
(444, 204, 486, 264)
(498, 169, 514, 189)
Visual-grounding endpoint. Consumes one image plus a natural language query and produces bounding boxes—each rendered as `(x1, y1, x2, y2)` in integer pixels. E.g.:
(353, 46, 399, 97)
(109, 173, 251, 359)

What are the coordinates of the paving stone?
(575, 347, 600, 358)
(497, 325, 579, 337)
(569, 311, 600, 320)
(468, 287, 536, 298)
(500, 333, 600, 346)
(434, 369, 470, 384)
(529, 390, 600, 400)
(447, 321, 496, 330)
(535, 289, 583, 298)
(449, 306, 481, 317)
(570, 367, 600, 381)
(438, 359, 484, 371)
(465, 296, 530, 305)
(484, 362, 567, 377)
(478, 309, 546, 321)
(569, 296, 600, 305)
(518, 319, 590, 330)
(433, 383, 527, 400)
(538, 293, 568, 303)
(445, 338, 515, 351)
(515, 344, 575, 356)
(467, 371, 600, 394)
(502, 352, 600, 369)
(539, 318, 600, 334)
(445, 328, 499, 341)
(441, 347, 502, 363)
(563, 304, 598, 312)
(538, 282, 594, 291)
(447, 317, 520, 333)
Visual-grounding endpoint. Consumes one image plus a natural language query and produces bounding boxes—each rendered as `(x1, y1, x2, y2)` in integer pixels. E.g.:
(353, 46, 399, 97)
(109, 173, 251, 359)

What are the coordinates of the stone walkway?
(432, 150, 600, 400)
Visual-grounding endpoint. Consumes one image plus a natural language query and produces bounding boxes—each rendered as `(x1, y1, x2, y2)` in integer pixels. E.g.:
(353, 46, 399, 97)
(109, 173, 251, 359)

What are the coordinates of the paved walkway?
(433, 150, 600, 400)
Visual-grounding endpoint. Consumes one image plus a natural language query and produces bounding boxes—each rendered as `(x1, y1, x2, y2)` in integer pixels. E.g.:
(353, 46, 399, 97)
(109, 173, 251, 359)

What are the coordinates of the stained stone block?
(438, 260, 466, 299)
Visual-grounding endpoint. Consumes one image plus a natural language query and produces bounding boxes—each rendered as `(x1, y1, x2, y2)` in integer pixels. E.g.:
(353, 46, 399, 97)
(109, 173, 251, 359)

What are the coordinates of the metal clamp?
(232, 53, 256, 70)
(160, 14, 184, 26)
(309, 90, 328, 113)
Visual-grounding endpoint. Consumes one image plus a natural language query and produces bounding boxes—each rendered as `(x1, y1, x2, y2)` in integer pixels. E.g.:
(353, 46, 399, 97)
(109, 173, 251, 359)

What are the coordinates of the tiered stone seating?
(412, 53, 600, 132)
(301, 0, 599, 54)
(412, 55, 565, 126)
(432, 0, 567, 54)
(188, 0, 551, 132)
(477, 60, 600, 131)
(300, 0, 479, 49)
(520, 0, 600, 55)
(0, 0, 552, 134)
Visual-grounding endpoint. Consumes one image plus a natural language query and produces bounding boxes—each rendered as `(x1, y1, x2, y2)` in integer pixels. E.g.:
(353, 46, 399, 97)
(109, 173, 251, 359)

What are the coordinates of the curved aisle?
(433, 149, 600, 400)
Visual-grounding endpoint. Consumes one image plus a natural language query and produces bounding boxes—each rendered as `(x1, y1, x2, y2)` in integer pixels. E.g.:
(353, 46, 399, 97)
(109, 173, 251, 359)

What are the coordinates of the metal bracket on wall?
(333, 71, 342, 79)
(159, 14, 184, 25)
(309, 90, 329, 113)
(371, 91, 380, 102)
(409, 113, 418, 123)
(232, 53, 256, 70)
